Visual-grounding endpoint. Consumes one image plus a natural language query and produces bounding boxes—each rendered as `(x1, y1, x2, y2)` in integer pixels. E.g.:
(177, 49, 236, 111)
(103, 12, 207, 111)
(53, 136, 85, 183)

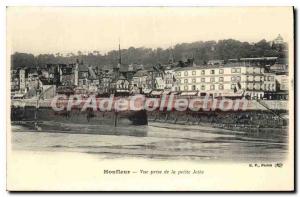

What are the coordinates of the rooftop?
(78, 64, 89, 72)
(240, 57, 278, 61)
(133, 70, 149, 77)
(175, 62, 262, 71)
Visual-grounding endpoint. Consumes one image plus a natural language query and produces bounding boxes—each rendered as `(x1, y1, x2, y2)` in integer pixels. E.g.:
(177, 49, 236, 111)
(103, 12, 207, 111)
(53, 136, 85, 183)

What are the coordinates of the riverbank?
(147, 110, 288, 129)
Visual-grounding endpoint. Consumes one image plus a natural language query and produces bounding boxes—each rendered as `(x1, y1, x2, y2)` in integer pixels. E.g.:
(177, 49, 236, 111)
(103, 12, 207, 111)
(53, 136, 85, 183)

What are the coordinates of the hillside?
(11, 39, 287, 69)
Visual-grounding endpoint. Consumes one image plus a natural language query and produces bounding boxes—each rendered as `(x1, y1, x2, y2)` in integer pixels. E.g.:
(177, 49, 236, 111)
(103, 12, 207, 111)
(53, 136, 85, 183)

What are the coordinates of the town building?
(11, 69, 19, 92)
(175, 63, 276, 99)
(132, 70, 149, 93)
(19, 68, 27, 93)
(46, 64, 61, 85)
(273, 34, 284, 45)
(59, 64, 75, 86)
(270, 58, 288, 75)
(87, 66, 100, 93)
(77, 64, 89, 89)
(98, 68, 113, 95)
(275, 75, 289, 91)
(39, 68, 50, 79)
(110, 75, 130, 95)
(273, 74, 289, 100)
(147, 66, 165, 90)
(164, 68, 177, 91)
(263, 72, 276, 92)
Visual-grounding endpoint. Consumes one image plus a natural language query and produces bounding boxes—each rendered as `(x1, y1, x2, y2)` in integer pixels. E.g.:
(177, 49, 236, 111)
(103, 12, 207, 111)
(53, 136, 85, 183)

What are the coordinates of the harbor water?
(11, 121, 288, 162)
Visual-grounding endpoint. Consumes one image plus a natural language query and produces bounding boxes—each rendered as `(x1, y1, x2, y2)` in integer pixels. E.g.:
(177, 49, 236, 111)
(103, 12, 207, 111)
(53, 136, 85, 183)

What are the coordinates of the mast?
(170, 43, 175, 63)
(118, 38, 122, 65)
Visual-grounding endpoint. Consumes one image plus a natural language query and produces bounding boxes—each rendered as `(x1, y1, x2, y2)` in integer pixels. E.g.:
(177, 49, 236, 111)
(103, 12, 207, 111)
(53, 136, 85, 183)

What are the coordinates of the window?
(201, 85, 205, 91)
(184, 71, 188, 76)
(231, 84, 236, 90)
(184, 79, 188, 84)
(263, 76, 267, 81)
(210, 77, 215, 82)
(219, 77, 224, 82)
(192, 78, 196, 83)
(184, 86, 188, 90)
(253, 83, 257, 90)
(201, 70, 205, 75)
(219, 84, 224, 90)
(231, 68, 241, 73)
(192, 71, 196, 75)
(219, 69, 224, 74)
(210, 70, 215, 74)
(231, 76, 236, 81)
(236, 76, 241, 81)
(210, 85, 215, 90)
(178, 72, 181, 76)
(192, 85, 196, 91)
(201, 78, 205, 82)
(247, 84, 253, 90)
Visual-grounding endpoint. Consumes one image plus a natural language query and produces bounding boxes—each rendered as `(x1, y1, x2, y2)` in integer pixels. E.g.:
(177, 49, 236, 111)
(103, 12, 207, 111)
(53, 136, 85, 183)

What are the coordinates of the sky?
(7, 7, 293, 55)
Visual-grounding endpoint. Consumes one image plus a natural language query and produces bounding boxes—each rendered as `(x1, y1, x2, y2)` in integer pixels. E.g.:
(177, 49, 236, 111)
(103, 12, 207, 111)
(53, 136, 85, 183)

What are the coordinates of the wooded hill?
(11, 39, 287, 69)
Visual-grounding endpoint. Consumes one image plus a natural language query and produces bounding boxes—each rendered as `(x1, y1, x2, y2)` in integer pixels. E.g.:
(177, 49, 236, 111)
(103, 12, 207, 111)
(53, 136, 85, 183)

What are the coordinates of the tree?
(11, 52, 35, 69)
(11, 38, 287, 70)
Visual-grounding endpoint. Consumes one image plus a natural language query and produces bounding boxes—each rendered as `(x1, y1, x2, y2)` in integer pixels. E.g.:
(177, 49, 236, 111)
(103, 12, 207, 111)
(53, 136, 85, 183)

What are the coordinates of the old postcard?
(6, 7, 294, 191)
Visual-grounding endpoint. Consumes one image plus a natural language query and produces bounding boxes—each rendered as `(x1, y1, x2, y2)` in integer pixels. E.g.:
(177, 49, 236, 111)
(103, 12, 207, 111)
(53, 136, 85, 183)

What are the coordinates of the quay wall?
(10, 98, 289, 111)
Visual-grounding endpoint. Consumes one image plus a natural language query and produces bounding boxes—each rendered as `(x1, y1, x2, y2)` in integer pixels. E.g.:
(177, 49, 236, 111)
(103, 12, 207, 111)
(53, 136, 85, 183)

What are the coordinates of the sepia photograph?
(6, 6, 294, 191)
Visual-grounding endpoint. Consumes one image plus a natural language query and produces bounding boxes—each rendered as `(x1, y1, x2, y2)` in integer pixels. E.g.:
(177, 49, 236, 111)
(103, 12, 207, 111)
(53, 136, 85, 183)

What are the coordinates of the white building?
(263, 73, 276, 92)
(19, 68, 27, 93)
(275, 74, 289, 91)
(175, 63, 276, 99)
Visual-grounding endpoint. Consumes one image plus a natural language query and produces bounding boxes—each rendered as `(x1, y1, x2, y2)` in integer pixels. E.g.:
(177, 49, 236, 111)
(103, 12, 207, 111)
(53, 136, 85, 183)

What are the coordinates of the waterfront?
(11, 122, 288, 162)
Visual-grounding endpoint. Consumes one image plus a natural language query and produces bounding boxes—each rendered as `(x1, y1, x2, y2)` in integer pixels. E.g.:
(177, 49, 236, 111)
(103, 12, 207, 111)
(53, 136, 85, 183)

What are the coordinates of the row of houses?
(124, 57, 289, 100)
(11, 56, 289, 100)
